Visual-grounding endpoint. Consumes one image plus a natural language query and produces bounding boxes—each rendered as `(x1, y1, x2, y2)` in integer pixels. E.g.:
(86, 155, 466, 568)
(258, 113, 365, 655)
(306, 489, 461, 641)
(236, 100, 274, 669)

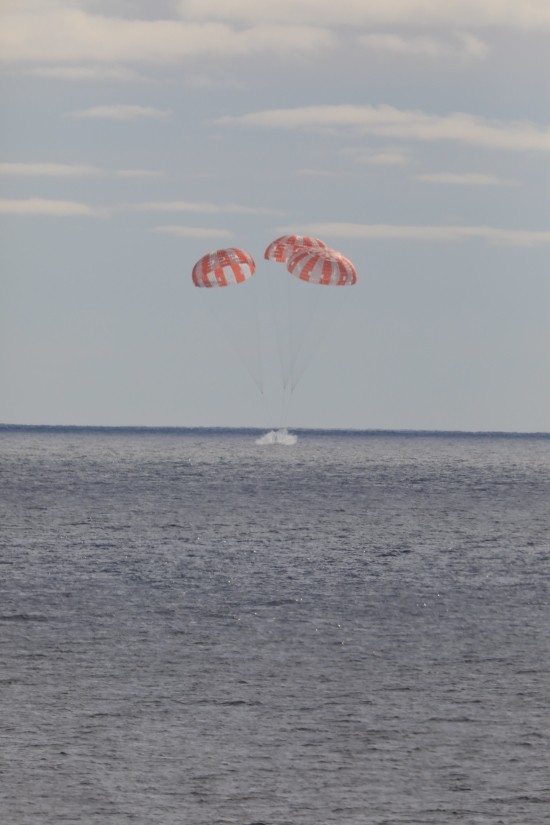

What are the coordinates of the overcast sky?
(1, 0, 549, 432)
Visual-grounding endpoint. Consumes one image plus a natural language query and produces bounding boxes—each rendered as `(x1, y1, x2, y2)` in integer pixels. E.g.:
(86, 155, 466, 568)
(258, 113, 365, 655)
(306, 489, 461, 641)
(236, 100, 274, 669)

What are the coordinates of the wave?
(255, 428, 297, 446)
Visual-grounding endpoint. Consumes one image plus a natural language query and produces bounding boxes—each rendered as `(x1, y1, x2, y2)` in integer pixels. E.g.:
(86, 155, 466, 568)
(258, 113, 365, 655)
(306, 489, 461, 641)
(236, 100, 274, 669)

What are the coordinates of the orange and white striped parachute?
(264, 235, 329, 263)
(287, 249, 357, 286)
(192, 247, 255, 288)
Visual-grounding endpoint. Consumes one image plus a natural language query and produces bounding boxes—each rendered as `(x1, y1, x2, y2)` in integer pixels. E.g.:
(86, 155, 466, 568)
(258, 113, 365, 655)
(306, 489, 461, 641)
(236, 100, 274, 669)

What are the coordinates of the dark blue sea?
(1, 426, 549, 825)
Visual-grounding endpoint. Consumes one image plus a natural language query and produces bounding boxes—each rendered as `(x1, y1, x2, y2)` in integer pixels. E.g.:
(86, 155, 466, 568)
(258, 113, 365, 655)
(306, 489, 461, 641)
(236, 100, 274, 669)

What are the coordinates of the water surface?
(1, 427, 549, 824)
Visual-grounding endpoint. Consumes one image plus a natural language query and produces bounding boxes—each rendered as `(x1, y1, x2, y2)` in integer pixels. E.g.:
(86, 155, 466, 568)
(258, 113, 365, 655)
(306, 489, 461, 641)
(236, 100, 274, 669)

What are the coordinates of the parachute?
(264, 234, 329, 263)
(191, 237, 358, 435)
(287, 249, 357, 286)
(192, 247, 255, 288)
(263, 237, 358, 406)
(191, 246, 262, 394)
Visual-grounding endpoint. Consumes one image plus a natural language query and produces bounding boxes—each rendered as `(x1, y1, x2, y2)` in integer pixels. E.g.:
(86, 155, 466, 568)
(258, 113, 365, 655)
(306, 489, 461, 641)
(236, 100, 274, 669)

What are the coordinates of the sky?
(1, 0, 549, 432)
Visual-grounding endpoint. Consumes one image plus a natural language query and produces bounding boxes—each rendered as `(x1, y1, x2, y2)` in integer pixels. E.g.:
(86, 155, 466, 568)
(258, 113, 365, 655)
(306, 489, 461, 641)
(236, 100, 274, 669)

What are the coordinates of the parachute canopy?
(192, 247, 255, 288)
(287, 249, 357, 286)
(264, 235, 329, 263)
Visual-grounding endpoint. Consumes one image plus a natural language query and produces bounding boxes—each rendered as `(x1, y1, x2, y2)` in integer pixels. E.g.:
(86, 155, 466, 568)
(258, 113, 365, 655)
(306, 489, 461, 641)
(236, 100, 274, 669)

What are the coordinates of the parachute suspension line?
(263, 234, 330, 399)
(284, 248, 358, 394)
(252, 280, 264, 396)
(289, 287, 348, 393)
(199, 292, 264, 396)
(287, 282, 323, 394)
(191, 247, 265, 398)
(273, 371, 291, 431)
(191, 241, 359, 431)
(265, 263, 290, 394)
(286, 282, 297, 398)
(275, 273, 301, 429)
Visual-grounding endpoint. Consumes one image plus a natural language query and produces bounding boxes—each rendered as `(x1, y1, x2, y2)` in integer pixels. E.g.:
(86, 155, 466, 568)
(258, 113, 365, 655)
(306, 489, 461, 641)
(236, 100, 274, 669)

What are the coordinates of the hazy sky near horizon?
(1, 0, 549, 431)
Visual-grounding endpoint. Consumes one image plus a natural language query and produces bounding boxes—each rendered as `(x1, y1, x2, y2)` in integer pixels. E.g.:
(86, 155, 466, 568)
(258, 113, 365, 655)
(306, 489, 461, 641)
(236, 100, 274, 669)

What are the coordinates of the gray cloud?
(414, 172, 520, 186)
(293, 222, 550, 246)
(24, 65, 144, 81)
(0, 198, 103, 216)
(134, 201, 281, 215)
(0, 161, 162, 178)
(70, 104, 171, 120)
(342, 147, 411, 166)
(0, 8, 335, 64)
(178, 0, 550, 30)
(359, 32, 489, 60)
(218, 104, 550, 153)
(152, 225, 234, 239)
(0, 162, 101, 176)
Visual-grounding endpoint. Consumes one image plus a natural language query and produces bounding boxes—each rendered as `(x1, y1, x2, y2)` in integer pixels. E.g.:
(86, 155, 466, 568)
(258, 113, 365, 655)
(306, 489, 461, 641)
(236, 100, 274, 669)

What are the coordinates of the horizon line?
(1, 423, 548, 438)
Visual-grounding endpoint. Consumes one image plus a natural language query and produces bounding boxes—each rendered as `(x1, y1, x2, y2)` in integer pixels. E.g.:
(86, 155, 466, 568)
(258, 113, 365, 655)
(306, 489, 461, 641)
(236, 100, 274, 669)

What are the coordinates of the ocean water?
(1, 426, 549, 825)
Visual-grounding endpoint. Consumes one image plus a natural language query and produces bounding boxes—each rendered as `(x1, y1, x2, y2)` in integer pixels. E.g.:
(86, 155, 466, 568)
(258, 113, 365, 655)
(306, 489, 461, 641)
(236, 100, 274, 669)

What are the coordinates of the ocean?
(1, 426, 549, 825)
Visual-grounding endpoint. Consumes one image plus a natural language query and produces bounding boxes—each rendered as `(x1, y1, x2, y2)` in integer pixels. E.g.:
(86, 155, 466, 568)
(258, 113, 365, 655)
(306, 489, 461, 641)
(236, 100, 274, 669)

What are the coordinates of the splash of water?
(255, 428, 297, 446)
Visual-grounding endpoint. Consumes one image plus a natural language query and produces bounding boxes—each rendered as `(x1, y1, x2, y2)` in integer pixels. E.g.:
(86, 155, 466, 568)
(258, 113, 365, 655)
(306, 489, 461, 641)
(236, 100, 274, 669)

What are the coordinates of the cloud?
(70, 104, 171, 120)
(178, 0, 550, 30)
(414, 172, 520, 186)
(218, 104, 550, 153)
(292, 222, 550, 247)
(2, 2, 548, 70)
(24, 65, 143, 81)
(182, 72, 243, 89)
(0, 8, 335, 64)
(152, 225, 234, 239)
(134, 201, 280, 215)
(0, 198, 102, 216)
(0, 162, 100, 176)
(297, 168, 333, 177)
(342, 147, 411, 166)
(0, 162, 162, 178)
(359, 32, 489, 60)
(366, 151, 411, 166)
(114, 169, 162, 178)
